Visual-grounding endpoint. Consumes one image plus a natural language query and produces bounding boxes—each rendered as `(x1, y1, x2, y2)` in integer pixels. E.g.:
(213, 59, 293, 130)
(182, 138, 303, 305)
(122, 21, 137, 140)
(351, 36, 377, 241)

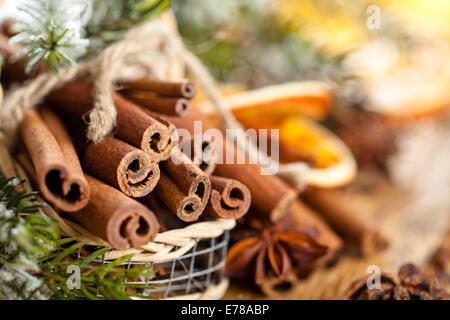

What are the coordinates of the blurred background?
(173, 0, 450, 297)
(173, 0, 450, 113)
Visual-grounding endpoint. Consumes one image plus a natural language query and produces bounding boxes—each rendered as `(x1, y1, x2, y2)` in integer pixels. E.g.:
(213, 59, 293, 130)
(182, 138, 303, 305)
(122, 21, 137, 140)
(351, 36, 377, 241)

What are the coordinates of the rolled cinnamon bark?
(19, 108, 90, 212)
(162, 148, 211, 221)
(187, 136, 216, 176)
(69, 175, 159, 249)
(164, 149, 211, 204)
(302, 187, 388, 256)
(121, 78, 196, 99)
(178, 135, 216, 176)
(152, 148, 211, 222)
(46, 81, 177, 162)
(18, 151, 159, 249)
(121, 91, 191, 118)
(140, 195, 167, 232)
(151, 171, 205, 222)
(82, 138, 160, 197)
(172, 113, 297, 222)
(206, 176, 251, 219)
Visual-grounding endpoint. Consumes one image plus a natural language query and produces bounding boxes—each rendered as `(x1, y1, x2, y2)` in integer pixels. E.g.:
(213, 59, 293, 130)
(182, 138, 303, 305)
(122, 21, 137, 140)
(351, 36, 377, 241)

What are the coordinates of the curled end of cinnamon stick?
(176, 195, 204, 222)
(189, 173, 211, 206)
(177, 174, 211, 222)
(193, 137, 216, 176)
(107, 206, 159, 249)
(174, 98, 191, 117)
(207, 176, 251, 219)
(39, 164, 90, 212)
(17, 150, 90, 212)
(118, 150, 160, 197)
(180, 79, 196, 99)
(19, 109, 90, 212)
(142, 122, 177, 162)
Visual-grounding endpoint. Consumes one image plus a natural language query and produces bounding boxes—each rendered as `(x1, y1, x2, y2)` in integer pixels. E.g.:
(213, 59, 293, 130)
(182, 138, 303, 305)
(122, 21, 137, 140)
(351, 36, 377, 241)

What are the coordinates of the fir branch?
(10, 0, 171, 73)
(85, 0, 171, 50)
(0, 176, 156, 300)
(38, 240, 156, 300)
(11, 0, 89, 73)
(0, 176, 58, 300)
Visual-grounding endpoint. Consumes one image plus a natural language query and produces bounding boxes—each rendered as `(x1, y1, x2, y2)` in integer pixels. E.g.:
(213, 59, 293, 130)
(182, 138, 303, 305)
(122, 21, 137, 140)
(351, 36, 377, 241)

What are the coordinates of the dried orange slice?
(197, 81, 356, 188)
(277, 116, 356, 188)
(239, 114, 357, 188)
(199, 81, 334, 121)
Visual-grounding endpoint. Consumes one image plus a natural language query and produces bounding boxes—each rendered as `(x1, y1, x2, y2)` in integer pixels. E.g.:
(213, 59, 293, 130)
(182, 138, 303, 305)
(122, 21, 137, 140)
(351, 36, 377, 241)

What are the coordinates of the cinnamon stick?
(18, 151, 159, 249)
(147, 148, 211, 222)
(206, 176, 251, 219)
(82, 137, 160, 197)
(46, 81, 177, 162)
(181, 136, 216, 176)
(69, 175, 159, 249)
(121, 91, 191, 117)
(140, 195, 167, 232)
(122, 77, 196, 99)
(302, 187, 388, 255)
(19, 108, 90, 212)
(172, 112, 297, 222)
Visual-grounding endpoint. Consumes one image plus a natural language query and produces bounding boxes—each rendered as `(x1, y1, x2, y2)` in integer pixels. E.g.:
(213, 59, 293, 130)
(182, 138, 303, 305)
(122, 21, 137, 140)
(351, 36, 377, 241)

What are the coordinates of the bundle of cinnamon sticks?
(15, 77, 255, 250)
(7, 23, 386, 285)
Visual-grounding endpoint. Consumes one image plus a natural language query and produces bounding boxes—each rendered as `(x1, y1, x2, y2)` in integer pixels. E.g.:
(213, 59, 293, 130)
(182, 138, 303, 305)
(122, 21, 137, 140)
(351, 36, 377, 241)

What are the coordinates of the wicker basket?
(0, 134, 234, 299)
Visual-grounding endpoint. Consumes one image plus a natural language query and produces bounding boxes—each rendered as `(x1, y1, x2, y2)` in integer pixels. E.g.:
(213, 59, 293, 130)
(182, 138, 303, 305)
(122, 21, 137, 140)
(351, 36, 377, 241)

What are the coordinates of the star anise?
(344, 263, 450, 300)
(226, 216, 328, 285)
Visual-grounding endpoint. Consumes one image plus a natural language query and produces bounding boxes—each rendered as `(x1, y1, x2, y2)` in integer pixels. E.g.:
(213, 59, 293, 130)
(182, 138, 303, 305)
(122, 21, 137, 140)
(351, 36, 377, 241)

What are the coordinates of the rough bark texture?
(19, 108, 90, 212)
(82, 137, 160, 197)
(206, 175, 251, 219)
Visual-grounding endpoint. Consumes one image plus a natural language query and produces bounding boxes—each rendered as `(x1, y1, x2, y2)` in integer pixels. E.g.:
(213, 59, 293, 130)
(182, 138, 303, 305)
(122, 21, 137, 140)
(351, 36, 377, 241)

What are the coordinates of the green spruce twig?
(38, 240, 156, 300)
(9, 0, 171, 73)
(11, 0, 89, 73)
(0, 176, 156, 300)
(0, 176, 58, 300)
